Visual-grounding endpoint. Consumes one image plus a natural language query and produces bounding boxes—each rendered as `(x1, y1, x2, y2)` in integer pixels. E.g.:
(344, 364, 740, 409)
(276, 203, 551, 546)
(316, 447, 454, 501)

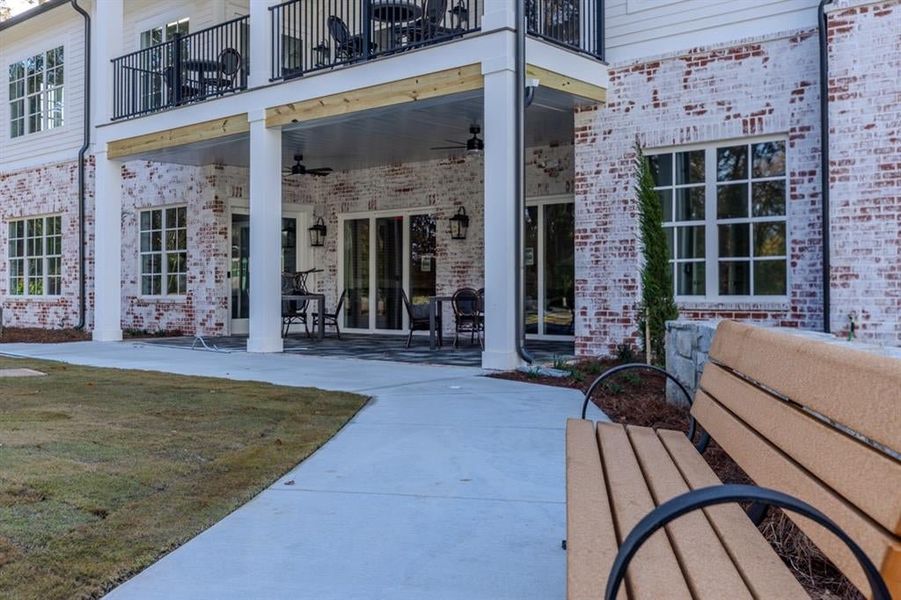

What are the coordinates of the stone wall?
(826, 0, 901, 345)
(664, 320, 718, 407)
(575, 28, 825, 357)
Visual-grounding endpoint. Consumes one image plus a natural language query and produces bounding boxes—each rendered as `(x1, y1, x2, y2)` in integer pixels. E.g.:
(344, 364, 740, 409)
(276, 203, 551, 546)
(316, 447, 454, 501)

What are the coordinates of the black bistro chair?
(452, 287, 482, 348)
(203, 47, 243, 93)
(403, 0, 455, 43)
(327, 16, 376, 62)
(282, 272, 310, 337)
(401, 289, 440, 348)
(310, 289, 347, 339)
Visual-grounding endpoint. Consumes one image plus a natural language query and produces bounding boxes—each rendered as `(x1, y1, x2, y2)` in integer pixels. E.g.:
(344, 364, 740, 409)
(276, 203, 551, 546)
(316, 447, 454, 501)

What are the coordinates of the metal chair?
(310, 289, 347, 339)
(401, 289, 440, 348)
(213, 47, 243, 92)
(282, 272, 310, 337)
(327, 16, 375, 62)
(452, 287, 482, 348)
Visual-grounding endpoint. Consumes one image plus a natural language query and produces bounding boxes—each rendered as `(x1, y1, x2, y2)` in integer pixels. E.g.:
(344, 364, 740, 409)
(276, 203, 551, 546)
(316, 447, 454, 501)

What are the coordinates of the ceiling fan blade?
(443, 139, 465, 145)
(307, 167, 333, 174)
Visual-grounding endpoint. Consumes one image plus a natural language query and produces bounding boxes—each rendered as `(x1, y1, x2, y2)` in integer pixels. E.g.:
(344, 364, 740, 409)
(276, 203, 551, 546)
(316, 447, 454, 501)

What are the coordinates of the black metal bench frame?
(578, 363, 892, 600)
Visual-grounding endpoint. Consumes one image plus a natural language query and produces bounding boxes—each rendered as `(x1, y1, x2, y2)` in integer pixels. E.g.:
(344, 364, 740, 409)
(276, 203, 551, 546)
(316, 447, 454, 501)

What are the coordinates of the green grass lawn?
(0, 356, 367, 599)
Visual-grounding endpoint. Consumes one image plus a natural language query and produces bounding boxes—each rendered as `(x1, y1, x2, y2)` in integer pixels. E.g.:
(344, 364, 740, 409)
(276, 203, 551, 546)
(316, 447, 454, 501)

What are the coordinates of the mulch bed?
(0, 328, 183, 344)
(493, 358, 863, 600)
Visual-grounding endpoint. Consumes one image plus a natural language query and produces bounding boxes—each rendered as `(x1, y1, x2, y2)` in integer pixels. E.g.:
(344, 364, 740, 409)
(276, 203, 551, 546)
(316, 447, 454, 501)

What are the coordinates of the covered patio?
(98, 63, 601, 369)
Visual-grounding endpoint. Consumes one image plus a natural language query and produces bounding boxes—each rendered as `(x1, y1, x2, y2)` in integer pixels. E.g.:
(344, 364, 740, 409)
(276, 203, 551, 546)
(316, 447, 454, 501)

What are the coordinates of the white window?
(7, 215, 62, 296)
(140, 18, 190, 48)
(8, 46, 64, 138)
(648, 139, 788, 300)
(140, 207, 187, 296)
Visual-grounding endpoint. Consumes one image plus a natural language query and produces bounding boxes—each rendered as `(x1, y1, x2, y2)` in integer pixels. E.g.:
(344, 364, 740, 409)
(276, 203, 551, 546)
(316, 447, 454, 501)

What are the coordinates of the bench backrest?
(691, 321, 901, 599)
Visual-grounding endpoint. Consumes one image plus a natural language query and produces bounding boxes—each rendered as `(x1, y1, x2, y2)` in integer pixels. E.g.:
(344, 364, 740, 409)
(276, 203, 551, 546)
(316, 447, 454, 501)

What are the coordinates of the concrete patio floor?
(0, 341, 601, 600)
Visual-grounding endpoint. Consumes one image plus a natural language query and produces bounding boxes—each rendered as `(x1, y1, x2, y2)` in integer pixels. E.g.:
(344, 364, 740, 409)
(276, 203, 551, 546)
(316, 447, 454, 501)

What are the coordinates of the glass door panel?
(543, 203, 575, 336)
(343, 219, 370, 329)
(231, 214, 250, 321)
(525, 206, 539, 334)
(375, 216, 404, 330)
(409, 214, 437, 305)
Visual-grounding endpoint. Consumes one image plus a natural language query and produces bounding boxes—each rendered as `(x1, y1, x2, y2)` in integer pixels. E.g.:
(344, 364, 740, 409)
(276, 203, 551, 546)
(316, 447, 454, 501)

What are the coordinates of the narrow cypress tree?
(635, 142, 678, 363)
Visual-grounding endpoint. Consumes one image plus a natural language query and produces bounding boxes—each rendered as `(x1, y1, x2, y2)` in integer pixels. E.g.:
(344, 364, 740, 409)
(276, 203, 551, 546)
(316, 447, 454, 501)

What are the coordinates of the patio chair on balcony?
(310, 290, 347, 339)
(201, 48, 243, 94)
(402, 0, 457, 42)
(401, 289, 440, 348)
(163, 65, 201, 104)
(452, 287, 482, 349)
(327, 16, 376, 62)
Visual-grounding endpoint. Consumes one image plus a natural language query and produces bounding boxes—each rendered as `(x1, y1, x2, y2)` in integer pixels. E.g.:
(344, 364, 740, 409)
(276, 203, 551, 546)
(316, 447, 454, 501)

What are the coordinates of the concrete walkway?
(1, 341, 602, 600)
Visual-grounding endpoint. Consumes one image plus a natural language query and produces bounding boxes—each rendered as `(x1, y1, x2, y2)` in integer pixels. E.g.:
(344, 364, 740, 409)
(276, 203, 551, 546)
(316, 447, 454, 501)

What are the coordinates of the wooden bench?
(566, 321, 900, 599)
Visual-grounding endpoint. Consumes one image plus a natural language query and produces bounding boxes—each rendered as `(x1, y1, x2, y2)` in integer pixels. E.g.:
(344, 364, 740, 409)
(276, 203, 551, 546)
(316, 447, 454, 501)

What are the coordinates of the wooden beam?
(526, 64, 606, 103)
(266, 64, 483, 127)
(107, 114, 249, 159)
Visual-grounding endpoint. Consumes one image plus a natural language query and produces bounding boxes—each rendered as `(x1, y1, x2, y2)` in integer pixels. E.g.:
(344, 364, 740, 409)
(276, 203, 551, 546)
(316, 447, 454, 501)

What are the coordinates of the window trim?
(138, 205, 188, 298)
(7, 45, 65, 139)
(6, 214, 63, 298)
(645, 135, 790, 304)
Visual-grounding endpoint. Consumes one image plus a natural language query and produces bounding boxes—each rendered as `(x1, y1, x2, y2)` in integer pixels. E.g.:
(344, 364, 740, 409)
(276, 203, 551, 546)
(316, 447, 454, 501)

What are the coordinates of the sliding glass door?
(341, 211, 436, 332)
(524, 198, 575, 338)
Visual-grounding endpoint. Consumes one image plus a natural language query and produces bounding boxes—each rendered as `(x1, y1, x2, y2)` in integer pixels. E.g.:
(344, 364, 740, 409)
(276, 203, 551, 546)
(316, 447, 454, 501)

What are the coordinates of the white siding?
(122, 0, 222, 54)
(605, 0, 820, 64)
(0, 4, 89, 170)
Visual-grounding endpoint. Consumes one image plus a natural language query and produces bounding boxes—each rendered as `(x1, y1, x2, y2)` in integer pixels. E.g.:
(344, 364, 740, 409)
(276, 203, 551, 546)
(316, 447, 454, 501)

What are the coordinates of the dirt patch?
(492, 359, 863, 600)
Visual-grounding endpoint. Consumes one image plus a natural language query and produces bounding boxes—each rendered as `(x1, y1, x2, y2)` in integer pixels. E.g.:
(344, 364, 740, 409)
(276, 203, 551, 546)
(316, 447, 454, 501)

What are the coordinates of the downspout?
(514, 0, 533, 364)
(818, 0, 833, 333)
(69, 0, 90, 330)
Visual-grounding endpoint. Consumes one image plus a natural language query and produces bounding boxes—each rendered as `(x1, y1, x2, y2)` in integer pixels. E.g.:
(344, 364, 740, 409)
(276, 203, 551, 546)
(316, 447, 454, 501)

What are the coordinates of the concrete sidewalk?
(2, 341, 602, 600)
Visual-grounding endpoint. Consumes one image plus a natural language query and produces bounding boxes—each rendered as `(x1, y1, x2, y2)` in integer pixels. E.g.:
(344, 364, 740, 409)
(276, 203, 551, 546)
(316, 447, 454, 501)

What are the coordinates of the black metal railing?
(269, 0, 482, 80)
(112, 16, 249, 120)
(527, 0, 604, 60)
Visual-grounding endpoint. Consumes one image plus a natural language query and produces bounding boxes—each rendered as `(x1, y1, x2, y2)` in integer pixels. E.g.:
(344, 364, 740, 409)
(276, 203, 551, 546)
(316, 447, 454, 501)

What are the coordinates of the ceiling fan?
(431, 124, 484, 155)
(283, 154, 333, 177)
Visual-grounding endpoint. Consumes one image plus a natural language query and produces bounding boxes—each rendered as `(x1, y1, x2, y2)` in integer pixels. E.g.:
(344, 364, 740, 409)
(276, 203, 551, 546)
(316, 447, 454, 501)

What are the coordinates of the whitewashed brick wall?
(827, 0, 901, 345)
(575, 28, 826, 356)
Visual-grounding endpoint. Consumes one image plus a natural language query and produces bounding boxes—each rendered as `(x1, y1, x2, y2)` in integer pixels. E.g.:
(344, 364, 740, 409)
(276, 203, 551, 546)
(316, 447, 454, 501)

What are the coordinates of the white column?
(247, 111, 284, 353)
(481, 0, 516, 31)
(92, 0, 123, 126)
(481, 56, 522, 371)
(93, 152, 123, 342)
(249, 0, 274, 88)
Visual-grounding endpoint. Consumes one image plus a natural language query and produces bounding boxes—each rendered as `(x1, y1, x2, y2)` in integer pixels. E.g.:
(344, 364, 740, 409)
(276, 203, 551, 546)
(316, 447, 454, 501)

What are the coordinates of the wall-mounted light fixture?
(308, 216, 327, 247)
(449, 207, 469, 240)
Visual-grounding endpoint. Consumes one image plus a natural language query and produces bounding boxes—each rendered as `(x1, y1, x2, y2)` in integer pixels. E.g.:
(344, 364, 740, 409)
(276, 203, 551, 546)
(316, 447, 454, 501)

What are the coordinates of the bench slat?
(565, 419, 622, 600)
(658, 429, 808, 599)
(700, 362, 901, 535)
(693, 391, 901, 599)
(596, 422, 692, 599)
(626, 426, 753, 599)
(708, 321, 901, 453)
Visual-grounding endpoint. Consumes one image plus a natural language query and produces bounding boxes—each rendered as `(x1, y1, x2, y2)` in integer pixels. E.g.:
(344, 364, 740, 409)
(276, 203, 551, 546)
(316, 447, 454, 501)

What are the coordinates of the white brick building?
(0, 0, 898, 367)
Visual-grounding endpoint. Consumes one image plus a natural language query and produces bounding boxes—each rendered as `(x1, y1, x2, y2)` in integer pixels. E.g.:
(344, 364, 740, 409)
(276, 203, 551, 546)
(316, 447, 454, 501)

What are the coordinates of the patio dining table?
(370, 0, 423, 23)
(283, 293, 326, 341)
(428, 295, 453, 351)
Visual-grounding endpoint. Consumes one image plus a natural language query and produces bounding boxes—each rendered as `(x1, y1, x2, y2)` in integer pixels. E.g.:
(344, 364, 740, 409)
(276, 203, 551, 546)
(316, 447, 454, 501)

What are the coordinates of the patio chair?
(202, 48, 243, 93)
(327, 16, 376, 62)
(282, 272, 310, 337)
(310, 289, 347, 339)
(403, 0, 456, 42)
(163, 65, 201, 104)
(401, 289, 440, 348)
(452, 287, 482, 349)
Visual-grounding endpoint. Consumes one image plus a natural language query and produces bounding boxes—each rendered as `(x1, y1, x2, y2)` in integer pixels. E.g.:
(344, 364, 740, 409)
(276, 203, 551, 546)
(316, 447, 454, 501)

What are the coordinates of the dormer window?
(8, 46, 64, 138)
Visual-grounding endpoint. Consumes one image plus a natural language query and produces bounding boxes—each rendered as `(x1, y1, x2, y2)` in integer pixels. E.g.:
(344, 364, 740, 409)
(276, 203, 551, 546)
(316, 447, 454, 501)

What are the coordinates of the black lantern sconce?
(308, 217, 327, 247)
(449, 207, 469, 240)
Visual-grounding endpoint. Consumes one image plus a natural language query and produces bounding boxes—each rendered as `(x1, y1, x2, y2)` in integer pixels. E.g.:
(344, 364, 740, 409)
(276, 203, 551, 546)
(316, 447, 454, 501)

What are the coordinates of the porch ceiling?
(128, 87, 576, 171)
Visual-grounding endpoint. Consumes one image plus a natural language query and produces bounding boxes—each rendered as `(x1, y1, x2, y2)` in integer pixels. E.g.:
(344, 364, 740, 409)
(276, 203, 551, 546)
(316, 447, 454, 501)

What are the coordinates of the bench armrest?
(581, 363, 710, 452)
(604, 484, 891, 600)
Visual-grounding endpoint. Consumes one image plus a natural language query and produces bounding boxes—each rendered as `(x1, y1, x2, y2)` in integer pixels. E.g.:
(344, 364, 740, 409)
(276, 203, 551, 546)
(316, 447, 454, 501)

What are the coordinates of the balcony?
(270, 0, 603, 81)
(111, 16, 249, 120)
(110, 1, 603, 120)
